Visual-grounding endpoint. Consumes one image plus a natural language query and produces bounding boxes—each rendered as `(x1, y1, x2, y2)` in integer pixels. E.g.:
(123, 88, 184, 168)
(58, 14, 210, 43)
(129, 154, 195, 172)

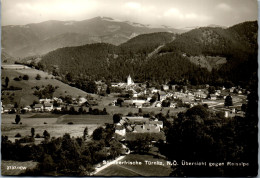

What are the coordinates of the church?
(127, 75, 134, 85)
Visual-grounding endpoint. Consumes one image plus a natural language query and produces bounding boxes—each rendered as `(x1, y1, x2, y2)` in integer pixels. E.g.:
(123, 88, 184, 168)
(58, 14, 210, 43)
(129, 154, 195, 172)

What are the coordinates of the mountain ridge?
(2, 16, 184, 58)
(20, 20, 257, 88)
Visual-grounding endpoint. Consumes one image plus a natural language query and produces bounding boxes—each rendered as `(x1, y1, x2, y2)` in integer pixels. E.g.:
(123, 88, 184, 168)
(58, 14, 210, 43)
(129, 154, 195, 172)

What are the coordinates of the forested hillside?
(31, 21, 257, 89)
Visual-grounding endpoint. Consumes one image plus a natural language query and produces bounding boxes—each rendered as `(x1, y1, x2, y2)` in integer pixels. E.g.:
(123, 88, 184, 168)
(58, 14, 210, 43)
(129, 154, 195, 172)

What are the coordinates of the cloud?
(163, 8, 182, 18)
(163, 8, 210, 21)
(125, 2, 141, 10)
(216, 3, 232, 11)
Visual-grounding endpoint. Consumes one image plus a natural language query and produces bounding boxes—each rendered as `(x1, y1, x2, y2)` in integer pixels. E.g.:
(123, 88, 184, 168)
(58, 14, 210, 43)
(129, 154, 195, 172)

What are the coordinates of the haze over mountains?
(2, 16, 184, 58)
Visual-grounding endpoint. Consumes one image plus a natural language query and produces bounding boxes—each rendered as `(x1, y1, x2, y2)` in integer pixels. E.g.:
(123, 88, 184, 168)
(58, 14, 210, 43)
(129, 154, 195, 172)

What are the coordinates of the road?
(92, 155, 126, 175)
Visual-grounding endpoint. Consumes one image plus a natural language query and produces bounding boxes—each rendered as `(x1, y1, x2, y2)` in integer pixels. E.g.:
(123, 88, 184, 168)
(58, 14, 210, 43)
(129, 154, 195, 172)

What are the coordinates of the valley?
(1, 17, 258, 177)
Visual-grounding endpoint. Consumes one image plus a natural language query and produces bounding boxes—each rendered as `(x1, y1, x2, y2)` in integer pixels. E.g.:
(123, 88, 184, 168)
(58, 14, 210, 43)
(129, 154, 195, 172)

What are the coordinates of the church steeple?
(127, 75, 133, 85)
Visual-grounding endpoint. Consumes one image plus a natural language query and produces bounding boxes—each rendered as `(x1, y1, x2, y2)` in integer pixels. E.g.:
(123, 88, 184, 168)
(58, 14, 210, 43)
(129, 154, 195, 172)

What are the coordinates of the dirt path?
(92, 155, 126, 175)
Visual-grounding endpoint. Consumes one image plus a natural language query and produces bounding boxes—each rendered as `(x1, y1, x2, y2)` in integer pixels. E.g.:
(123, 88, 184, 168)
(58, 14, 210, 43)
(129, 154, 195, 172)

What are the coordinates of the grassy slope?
(1, 66, 89, 106)
(1, 113, 107, 143)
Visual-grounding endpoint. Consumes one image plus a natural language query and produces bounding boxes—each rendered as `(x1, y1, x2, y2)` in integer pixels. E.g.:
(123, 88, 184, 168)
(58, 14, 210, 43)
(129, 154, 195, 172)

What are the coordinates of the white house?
(23, 106, 32, 112)
(44, 103, 53, 111)
(115, 124, 126, 136)
(34, 104, 44, 111)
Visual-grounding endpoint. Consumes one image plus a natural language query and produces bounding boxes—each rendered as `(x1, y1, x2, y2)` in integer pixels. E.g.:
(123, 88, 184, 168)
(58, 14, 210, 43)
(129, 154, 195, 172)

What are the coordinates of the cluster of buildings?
(2, 96, 93, 113)
(115, 116, 164, 137)
(110, 75, 226, 109)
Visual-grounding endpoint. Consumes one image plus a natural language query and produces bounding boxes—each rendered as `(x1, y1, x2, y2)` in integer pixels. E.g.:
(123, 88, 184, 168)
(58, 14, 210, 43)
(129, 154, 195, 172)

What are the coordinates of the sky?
(1, 0, 258, 28)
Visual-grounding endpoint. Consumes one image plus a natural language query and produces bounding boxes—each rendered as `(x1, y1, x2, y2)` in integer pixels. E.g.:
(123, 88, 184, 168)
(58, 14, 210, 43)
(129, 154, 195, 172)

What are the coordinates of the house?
(122, 116, 149, 125)
(133, 124, 160, 133)
(132, 99, 146, 107)
(23, 106, 32, 112)
(53, 97, 63, 104)
(79, 97, 87, 104)
(3, 104, 15, 113)
(149, 121, 163, 129)
(54, 106, 62, 111)
(194, 90, 207, 99)
(159, 91, 167, 101)
(229, 87, 236, 93)
(44, 103, 53, 111)
(162, 85, 169, 91)
(115, 124, 126, 136)
(155, 102, 161, 107)
(209, 94, 217, 100)
(3, 106, 12, 113)
(34, 104, 44, 111)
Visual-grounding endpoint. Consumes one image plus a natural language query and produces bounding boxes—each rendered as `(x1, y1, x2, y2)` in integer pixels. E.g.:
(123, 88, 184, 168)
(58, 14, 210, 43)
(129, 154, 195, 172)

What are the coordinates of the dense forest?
(26, 21, 258, 89)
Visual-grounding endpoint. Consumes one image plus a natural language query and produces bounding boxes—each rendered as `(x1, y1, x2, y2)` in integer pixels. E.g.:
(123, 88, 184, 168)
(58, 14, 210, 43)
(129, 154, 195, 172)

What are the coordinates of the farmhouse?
(115, 124, 126, 136)
(133, 124, 160, 133)
(23, 106, 32, 112)
(44, 103, 53, 111)
(3, 104, 15, 113)
(209, 94, 217, 100)
(34, 104, 44, 111)
(194, 90, 207, 99)
(122, 116, 149, 125)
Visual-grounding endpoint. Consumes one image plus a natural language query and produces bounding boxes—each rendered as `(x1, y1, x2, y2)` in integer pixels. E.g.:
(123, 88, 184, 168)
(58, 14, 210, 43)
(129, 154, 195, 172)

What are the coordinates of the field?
(1, 113, 112, 143)
(96, 154, 172, 176)
(1, 160, 38, 176)
(1, 66, 90, 106)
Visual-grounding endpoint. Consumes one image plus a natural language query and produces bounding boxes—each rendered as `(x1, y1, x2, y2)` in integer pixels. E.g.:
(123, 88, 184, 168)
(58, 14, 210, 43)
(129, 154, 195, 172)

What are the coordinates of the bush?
(35, 74, 41, 80)
(67, 122, 74, 125)
(18, 136, 35, 143)
(13, 77, 22, 81)
(23, 75, 29, 80)
(35, 134, 41, 138)
(15, 133, 21, 137)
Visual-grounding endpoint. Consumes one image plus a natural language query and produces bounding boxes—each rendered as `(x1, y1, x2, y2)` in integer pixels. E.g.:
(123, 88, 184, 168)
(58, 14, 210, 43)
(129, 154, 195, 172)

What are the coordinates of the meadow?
(1, 67, 89, 106)
(1, 113, 113, 143)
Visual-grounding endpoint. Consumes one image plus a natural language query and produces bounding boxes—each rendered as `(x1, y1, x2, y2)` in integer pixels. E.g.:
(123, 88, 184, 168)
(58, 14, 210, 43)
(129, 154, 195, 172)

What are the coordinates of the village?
(0, 65, 249, 176)
(2, 74, 247, 118)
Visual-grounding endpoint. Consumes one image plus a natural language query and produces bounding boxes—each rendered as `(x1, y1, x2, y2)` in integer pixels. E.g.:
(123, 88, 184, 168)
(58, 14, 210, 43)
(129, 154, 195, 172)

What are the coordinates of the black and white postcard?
(1, 0, 258, 176)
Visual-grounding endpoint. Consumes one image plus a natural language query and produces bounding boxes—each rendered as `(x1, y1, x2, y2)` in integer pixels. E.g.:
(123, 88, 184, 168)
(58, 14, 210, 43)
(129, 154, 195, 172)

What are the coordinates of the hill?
(1, 65, 90, 106)
(2, 17, 183, 58)
(158, 21, 258, 86)
(160, 21, 257, 56)
(24, 21, 257, 88)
